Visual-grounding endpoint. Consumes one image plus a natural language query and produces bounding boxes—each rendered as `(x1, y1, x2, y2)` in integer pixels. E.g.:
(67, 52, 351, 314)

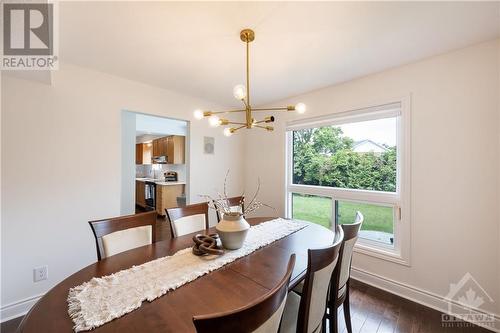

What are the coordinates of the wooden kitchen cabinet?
(167, 136, 185, 164)
(156, 184, 185, 215)
(135, 143, 152, 164)
(135, 181, 146, 207)
(152, 140, 159, 157)
(135, 144, 143, 164)
(152, 135, 185, 164)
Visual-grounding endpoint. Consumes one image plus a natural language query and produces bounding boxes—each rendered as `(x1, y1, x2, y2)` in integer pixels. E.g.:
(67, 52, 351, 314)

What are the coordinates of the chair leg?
(343, 284, 352, 333)
(330, 309, 338, 333)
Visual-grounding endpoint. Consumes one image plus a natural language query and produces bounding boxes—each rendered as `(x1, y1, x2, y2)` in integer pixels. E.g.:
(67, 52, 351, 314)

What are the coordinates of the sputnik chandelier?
(193, 29, 306, 136)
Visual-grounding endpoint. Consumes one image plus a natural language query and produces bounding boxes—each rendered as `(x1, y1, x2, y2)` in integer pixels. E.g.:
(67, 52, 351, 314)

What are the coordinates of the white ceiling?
(59, 1, 500, 107)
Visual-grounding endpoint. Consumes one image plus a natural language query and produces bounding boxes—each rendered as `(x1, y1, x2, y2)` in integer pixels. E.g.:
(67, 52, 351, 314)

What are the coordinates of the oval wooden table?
(18, 217, 336, 333)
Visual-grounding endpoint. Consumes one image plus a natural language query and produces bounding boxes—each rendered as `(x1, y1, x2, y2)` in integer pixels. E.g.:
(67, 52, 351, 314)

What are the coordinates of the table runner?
(68, 218, 306, 332)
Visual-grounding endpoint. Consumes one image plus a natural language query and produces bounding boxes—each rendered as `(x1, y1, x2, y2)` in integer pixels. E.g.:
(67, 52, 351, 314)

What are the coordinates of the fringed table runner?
(68, 218, 306, 332)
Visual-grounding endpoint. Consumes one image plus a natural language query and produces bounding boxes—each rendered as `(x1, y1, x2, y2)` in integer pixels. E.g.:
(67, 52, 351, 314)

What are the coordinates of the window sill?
(353, 242, 410, 266)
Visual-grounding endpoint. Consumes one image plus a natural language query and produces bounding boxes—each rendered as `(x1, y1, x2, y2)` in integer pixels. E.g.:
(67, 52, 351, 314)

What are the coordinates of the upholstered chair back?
(296, 239, 343, 333)
(88, 211, 157, 261)
(193, 254, 296, 333)
(338, 212, 363, 290)
(166, 202, 210, 238)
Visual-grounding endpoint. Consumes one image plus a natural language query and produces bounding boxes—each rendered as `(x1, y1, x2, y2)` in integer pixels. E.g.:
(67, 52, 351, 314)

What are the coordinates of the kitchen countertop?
(136, 178, 186, 186)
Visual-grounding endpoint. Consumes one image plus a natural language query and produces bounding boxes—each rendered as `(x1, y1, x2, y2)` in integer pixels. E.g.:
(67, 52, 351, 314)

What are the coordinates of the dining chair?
(88, 211, 157, 261)
(215, 196, 244, 222)
(193, 254, 296, 333)
(326, 212, 363, 333)
(279, 235, 344, 333)
(166, 202, 210, 238)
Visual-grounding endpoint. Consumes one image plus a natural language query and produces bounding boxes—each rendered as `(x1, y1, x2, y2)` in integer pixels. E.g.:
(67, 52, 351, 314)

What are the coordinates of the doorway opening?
(121, 111, 189, 216)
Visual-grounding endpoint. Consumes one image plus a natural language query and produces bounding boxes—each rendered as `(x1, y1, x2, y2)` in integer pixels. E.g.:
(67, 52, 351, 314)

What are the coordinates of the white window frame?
(285, 97, 411, 266)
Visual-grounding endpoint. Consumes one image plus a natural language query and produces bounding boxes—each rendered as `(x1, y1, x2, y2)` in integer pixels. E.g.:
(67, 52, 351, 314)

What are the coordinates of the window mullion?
(288, 184, 398, 205)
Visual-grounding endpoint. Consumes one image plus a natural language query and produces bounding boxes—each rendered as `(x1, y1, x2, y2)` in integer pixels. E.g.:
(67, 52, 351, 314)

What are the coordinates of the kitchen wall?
(1, 63, 245, 320)
(243, 39, 500, 318)
(135, 164, 187, 182)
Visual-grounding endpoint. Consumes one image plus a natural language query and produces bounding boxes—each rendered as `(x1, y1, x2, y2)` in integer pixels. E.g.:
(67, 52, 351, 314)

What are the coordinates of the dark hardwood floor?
(340, 280, 492, 333)
(1, 216, 493, 333)
(1, 316, 22, 333)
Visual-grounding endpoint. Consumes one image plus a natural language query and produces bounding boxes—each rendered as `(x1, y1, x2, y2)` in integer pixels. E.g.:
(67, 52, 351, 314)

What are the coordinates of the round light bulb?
(193, 109, 204, 120)
(233, 84, 247, 100)
(224, 128, 233, 137)
(208, 115, 220, 127)
(295, 102, 306, 114)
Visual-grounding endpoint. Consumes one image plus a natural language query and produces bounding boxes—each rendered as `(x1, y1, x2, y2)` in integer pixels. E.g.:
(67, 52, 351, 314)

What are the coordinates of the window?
(286, 101, 410, 265)
(292, 193, 333, 229)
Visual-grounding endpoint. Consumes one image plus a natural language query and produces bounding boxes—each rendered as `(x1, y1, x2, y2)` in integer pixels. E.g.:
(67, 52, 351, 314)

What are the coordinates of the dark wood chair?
(166, 202, 210, 238)
(280, 234, 344, 333)
(326, 212, 363, 333)
(88, 211, 157, 261)
(193, 254, 296, 333)
(215, 196, 245, 222)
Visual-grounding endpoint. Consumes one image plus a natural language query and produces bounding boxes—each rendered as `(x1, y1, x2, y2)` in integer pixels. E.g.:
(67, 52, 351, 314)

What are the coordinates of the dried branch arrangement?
(201, 170, 275, 217)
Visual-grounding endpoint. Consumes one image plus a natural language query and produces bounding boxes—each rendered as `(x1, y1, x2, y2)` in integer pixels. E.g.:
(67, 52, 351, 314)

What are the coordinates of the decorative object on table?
(193, 29, 306, 136)
(203, 136, 215, 154)
(215, 212, 250, 250)
(68, 218, 306, 332)
(202, 171, 275, 250)
(192, 234, 224, 256)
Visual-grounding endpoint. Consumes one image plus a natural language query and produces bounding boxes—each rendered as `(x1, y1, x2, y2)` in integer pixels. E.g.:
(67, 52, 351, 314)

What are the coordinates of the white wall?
(244, 40, 500, 317)
(121, 111, 137, 214)
(0, 63, 244, 320)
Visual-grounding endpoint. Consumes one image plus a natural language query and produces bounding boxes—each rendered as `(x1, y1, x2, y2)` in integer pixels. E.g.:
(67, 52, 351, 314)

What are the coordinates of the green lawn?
(292, 194, 393, 234)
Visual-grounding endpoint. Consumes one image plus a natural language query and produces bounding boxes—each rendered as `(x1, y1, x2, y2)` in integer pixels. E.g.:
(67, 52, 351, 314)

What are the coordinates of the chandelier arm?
(209, 109, 246, 115)
(241, 98, 249, 109)
(250, 107, 291, 112)
(254, 125, 274, 131)
(227, 121, 247, 126)
(232, 125, 247, 133)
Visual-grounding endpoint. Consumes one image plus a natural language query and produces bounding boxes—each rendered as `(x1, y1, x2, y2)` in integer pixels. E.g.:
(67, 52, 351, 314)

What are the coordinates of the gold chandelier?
(193, 29, 306, 136)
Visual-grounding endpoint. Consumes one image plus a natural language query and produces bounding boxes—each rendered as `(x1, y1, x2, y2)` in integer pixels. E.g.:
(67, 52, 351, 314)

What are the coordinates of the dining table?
(18, 217, 336, 333)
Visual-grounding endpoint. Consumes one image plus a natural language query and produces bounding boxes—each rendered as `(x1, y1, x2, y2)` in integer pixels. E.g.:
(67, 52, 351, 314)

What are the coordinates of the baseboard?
(351, 267, 500, 333)
(0, 294, 43, 323)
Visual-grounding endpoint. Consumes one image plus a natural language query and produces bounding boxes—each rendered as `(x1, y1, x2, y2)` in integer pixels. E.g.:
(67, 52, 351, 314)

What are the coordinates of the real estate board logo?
(442, 273, 496, 329)
(2, 2, 58, 70)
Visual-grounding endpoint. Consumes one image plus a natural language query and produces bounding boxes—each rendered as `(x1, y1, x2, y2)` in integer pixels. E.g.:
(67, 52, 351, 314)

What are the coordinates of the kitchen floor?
(135, 206, 172, 240)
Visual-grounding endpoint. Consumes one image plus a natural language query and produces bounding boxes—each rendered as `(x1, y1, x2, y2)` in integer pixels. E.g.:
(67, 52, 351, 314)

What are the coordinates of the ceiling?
(59, 2, 500, 107)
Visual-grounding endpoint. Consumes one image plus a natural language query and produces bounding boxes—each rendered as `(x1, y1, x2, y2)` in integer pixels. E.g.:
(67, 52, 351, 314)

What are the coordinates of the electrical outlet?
(33, 266, 48, 282)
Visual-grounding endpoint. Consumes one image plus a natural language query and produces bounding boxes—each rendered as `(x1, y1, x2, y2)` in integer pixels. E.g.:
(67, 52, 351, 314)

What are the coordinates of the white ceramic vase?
(216, 212, 250, 250)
